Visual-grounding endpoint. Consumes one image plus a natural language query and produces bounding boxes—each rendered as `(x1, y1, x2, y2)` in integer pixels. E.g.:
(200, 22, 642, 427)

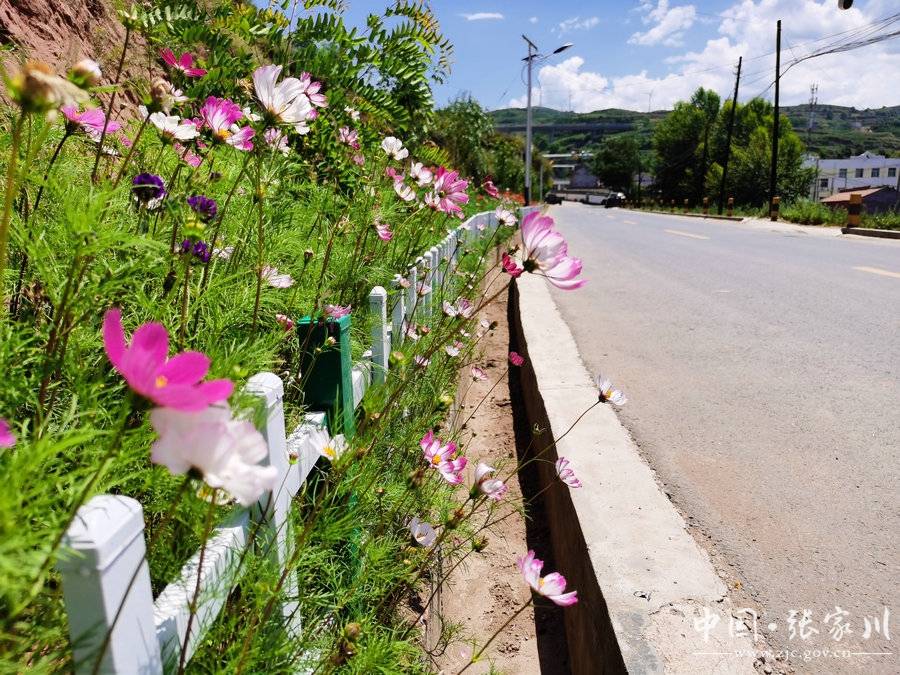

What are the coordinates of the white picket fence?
(56, 206, 536, 673)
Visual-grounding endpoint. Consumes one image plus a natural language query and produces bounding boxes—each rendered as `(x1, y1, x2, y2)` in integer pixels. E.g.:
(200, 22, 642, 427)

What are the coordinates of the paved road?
(545, 203, 899, 673)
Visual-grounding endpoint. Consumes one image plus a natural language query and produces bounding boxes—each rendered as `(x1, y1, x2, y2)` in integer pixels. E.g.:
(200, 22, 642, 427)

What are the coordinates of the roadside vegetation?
(0, 1, 594, 672)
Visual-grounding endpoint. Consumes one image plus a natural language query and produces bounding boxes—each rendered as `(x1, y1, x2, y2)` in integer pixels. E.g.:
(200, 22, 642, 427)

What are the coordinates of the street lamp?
(523, 36, 572, 205)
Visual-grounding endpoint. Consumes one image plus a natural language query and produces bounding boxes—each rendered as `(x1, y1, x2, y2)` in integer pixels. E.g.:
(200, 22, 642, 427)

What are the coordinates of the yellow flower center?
(155, 375, 168, 388)
(431, 456, 442, 466)
(324, 445, 336, 460)
(216, 129, 232, 141)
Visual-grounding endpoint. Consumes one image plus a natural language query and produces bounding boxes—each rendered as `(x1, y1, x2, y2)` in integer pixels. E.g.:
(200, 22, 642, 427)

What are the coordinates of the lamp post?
(523, 36, 572, 205)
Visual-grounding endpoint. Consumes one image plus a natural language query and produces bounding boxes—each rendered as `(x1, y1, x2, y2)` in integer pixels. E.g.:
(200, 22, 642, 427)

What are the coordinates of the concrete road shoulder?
(510, 273, 759, 674)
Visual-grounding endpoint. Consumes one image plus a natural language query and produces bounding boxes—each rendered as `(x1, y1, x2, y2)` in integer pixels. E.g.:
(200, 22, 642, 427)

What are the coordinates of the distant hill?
(489, 105, 900, 159)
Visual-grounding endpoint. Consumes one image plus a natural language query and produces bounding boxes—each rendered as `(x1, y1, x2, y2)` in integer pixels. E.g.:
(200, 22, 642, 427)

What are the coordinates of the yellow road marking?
(853, 266, 900, 280)
(665, 229, 709, 240)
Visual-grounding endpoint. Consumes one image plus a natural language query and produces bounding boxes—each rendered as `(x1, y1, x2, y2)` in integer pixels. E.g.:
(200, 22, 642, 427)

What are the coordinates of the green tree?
(431, 95, 494, 182)
(593, 134, 641, 192)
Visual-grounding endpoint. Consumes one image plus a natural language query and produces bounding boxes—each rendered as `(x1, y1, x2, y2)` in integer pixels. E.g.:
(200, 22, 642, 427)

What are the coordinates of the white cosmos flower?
(252, 64, 315, 133)
(394, 181, 416, 202)
(149, 405, 278, 506)
(307, 427, 346, 461)
(596, 373, 627, 405)
(408, 516, 437, 547)
(148, 112, 199, 141)
(475, 462, 508, 500)
(381, 136, 409, 160)
(495, 206, 518, 227)
(344, 106, 360, 121)
(410, 161, 433, 187)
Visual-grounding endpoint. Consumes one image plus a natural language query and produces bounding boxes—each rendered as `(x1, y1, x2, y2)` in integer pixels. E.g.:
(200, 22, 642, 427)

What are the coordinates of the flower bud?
(472, 537, 488, 552)
(68, 59, 102, 88)
(343, 622, 362, 641)
(389, 350, 406, 367)
(446, 507, 466, 530)
(304, 248, 314, 262)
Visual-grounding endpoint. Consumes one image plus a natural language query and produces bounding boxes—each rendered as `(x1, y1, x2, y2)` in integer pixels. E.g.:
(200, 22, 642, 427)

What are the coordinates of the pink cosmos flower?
(324, 304, 351, 319)
(509, 351, 525, 366)
(519, 211, 586, 290)
(471, 366, 488, 382)
(502, 252, 523, 278)
(495, 206, 518, 227)
(102, 308, 233, 412)
(261, 266, 294, 288)
(375, 222, 393, 241)
(555, 457, 583, 488)
(199, 96, 243, 142)
(173, 142, 202, 168)
(352, 153, 365, 166)
(0, 419, 15, 448)
(160, 48, 207, 78)
(61, 105, 122, 142)
(385, 167, 402, 182)
(338, 126, 360, 149)
(420, 430, 467, 485)
(482, 178, 500, 198)
(226, 126, 254, 151)
(517, 550, 578, 606)
(444, 343, 461, 357)
(426, 167, 469, 217)
(413, 355, 430, 368)
(475, 462, 508, 500)
(275, 313, 294, 331)
(298, 71, 328, 108)
(264, 128, 290, 155)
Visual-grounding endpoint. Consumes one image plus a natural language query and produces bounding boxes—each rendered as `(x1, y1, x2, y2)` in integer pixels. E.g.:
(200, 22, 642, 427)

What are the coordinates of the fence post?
(246, 373, 302, 638)
(423, 249, 435, 317)
(368, 286, 389, 384)
(406, 263, 418, 325)
(57, 494, 162, 674)
(391, 275, 406, 347)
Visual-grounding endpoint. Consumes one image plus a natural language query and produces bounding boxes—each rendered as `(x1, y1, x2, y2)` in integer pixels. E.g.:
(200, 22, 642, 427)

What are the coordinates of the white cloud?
(554, 16, 600, 35)
(509, 0, 900, 112)
(529, 16, 539, 25)
(461, 12, 504, 21)
(629, 1, 697, 47)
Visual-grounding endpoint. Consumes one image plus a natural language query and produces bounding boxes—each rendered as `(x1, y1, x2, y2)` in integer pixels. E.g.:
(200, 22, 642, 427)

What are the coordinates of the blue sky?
(333, 1, 900, 111)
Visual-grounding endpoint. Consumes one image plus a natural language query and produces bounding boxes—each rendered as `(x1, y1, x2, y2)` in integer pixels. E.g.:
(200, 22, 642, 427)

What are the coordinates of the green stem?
(91, 26, 130, 183)
(0, 111, 25, 311)
(456, 600, 532, 674)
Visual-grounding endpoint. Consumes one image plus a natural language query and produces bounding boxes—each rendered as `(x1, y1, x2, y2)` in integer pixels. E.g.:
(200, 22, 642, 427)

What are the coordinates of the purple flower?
(132, 173, 166, 204)
(187, 195, 218, 222)
(179, 239, 211, 263)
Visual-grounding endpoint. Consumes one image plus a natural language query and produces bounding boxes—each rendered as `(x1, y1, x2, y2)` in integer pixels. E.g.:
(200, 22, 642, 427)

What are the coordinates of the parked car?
(544, 191, 562, 204)
(604, 192, 626, 208)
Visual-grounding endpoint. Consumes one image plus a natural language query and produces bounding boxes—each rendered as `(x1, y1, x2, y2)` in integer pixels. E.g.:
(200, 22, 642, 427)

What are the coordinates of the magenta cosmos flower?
(509, 351, 525, 366)
(160, 48, 207, 78)
(374, 222, 392, 241)
(555, 457, 582, 488)
(420, 430, 467, 485)
(199, 96, 243, 141)
(516, 211, 586, 290)
(103, 309, 233, 411)
(425, 167, 469, 217)
(517, 550, 578, 606)
(482, 178, 500, 198)
(0, 419, 15, 448)
(61, 105, 122, 142)
(338, 126, 360, 149)
(325, 304, 351, 319)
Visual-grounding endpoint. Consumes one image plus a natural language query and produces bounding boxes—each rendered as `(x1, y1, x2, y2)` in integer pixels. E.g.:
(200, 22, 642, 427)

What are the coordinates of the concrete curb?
(624, 208, 745, 222)
(509, 274, 759, 675)
(841, 226, 900, 239)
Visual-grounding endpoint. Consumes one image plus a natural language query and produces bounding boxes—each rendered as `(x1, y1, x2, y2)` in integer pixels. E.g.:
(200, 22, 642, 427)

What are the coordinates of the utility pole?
(718, 56, 742, 215)
(807, 83, 818, 145)
(769, 19, 782, 214)
(522, 37, 572, 205)
(524, 36, 536, 205)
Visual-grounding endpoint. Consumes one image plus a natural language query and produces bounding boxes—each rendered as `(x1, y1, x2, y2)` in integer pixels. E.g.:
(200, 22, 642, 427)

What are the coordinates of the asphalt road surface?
(545, 203, 899, 673)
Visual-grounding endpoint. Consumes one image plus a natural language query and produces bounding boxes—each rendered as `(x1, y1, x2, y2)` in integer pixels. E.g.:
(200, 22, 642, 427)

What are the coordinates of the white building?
(805, 151, 900, 200)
